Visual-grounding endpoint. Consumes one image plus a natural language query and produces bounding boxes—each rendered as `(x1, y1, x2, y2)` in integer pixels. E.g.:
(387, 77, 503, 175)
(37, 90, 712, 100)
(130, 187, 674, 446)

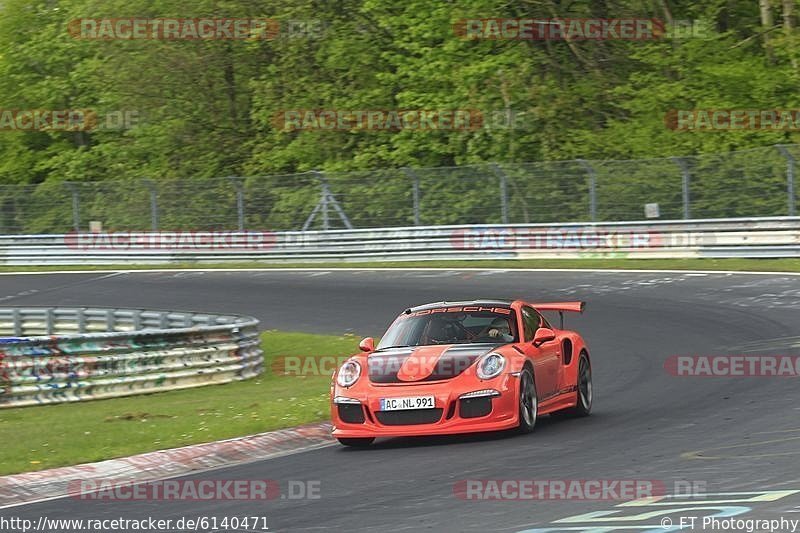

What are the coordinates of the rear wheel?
(337, 437, 375, 447)
(559, 352, 592, 417)
(517, 367, 538, 433)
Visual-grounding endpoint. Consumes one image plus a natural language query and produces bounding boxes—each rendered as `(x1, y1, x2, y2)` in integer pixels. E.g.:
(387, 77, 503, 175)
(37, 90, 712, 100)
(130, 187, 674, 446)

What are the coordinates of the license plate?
(379, 396, 435, 411)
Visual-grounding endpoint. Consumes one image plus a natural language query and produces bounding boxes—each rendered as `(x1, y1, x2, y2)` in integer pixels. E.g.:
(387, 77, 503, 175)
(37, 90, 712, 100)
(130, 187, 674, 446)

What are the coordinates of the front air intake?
(375, 408, 444, 425)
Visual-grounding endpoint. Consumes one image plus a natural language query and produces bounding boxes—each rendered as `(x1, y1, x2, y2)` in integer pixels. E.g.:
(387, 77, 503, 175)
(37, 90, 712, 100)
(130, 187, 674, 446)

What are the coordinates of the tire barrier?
(0, 307, 262, 408)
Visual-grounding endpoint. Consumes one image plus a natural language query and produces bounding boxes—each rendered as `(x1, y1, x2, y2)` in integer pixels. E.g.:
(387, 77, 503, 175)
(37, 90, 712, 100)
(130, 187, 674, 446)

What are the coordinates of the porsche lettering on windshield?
(405, 306, 512, 317)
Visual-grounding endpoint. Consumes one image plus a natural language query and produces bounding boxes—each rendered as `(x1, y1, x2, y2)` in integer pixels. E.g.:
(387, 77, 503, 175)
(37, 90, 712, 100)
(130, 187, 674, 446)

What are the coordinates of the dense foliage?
(0, 0, 798, 230)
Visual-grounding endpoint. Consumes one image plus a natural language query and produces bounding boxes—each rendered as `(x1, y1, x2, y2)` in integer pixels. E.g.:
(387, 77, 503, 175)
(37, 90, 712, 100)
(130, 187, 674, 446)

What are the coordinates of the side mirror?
(358, 337, 375, 352)
(532, 328, 556, 346)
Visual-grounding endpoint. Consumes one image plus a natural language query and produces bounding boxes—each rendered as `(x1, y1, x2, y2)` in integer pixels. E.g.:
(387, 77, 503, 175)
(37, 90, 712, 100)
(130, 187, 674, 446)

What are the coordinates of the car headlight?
(336, 360, 361, 387)
(476, 352, 506, 380)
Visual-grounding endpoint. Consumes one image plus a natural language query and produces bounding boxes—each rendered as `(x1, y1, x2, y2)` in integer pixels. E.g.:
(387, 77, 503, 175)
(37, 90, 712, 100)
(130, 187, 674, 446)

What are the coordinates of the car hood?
(367, 344, 501, 383)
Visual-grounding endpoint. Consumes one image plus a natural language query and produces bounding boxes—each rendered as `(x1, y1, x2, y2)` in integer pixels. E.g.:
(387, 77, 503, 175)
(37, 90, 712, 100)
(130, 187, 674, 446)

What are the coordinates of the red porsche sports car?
(331, 299, 592, 446)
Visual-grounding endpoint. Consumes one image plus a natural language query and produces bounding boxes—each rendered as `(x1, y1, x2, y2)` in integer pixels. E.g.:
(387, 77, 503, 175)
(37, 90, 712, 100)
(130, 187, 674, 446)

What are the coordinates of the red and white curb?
(0, 422, 334, 509)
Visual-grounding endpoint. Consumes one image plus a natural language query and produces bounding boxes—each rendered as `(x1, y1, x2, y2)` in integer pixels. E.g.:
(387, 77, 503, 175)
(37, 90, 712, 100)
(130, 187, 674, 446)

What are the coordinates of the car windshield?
(376, 307, 518, 349)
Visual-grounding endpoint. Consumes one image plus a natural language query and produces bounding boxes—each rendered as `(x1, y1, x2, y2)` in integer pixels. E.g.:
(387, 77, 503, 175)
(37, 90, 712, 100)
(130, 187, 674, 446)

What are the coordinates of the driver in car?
(484, 317, 514, 342)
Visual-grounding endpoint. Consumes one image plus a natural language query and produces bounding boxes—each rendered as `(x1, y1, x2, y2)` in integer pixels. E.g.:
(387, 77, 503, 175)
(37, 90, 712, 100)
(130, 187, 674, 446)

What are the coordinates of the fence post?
(12, 308, 21, 336)
(577, 159, 597, 221)
(227, 176, 245, 231)
(490, 163, 510, 224)
(776, 145, 796, 216)
(142, 180, 159, 231)
(46, 308, 54, 335)
(402, 167, 421, 226)
(64, 182, 80, 231)
(671, 157, 692, 219)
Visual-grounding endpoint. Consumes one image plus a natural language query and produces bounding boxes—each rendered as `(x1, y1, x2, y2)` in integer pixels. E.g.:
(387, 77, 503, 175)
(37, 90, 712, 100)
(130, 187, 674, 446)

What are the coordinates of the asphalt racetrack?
(2, 269, 800, 532)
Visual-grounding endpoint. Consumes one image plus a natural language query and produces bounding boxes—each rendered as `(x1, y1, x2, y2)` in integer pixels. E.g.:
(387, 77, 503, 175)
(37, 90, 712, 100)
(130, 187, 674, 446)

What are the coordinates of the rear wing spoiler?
(532, 301, 586, 329)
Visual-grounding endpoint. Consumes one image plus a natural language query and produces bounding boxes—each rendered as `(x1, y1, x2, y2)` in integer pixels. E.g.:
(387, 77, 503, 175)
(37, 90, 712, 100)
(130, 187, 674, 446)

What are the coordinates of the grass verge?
(0, 331, 359, 476)
(3, 258, 800, 273)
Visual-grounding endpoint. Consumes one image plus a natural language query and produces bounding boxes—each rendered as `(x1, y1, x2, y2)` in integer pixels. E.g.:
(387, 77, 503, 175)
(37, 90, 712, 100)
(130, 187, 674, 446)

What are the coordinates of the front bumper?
(331, 372, 520, 438)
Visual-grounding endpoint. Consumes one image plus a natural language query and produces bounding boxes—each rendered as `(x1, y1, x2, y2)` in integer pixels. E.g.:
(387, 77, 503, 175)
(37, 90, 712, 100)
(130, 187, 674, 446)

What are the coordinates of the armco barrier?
(1, 216, 800, 264)
(0, 308, 262, 408)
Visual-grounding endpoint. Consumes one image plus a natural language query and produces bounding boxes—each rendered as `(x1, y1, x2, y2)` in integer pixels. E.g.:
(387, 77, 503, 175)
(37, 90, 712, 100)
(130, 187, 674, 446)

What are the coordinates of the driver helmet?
(490, 317, 510, 335)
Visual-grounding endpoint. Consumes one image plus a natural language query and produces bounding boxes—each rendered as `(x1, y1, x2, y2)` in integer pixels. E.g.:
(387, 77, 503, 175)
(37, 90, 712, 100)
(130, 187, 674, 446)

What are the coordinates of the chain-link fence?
(2, 144, 799, 234)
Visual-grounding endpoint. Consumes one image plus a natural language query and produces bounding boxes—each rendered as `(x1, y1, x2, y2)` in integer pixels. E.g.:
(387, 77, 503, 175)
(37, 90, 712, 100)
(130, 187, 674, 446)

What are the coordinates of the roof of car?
(405, 299, 515, 313)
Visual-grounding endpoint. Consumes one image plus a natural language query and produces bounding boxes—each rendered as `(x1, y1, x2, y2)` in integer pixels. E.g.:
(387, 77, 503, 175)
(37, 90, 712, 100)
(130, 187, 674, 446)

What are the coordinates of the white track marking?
(0, 267, 800, 276)
(0, 272, 121, 303)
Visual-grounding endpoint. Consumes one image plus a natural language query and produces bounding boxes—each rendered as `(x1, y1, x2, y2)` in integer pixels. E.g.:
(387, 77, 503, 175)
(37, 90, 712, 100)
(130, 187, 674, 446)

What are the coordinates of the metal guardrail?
(0, 308, 263, 408)
(1, 216, 799, 264)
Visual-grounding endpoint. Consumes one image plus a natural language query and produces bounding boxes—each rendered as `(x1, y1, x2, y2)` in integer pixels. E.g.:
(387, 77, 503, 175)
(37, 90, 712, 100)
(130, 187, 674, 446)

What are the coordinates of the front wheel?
(337, 437, 375, 447)
(517, 367, 538, 433)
